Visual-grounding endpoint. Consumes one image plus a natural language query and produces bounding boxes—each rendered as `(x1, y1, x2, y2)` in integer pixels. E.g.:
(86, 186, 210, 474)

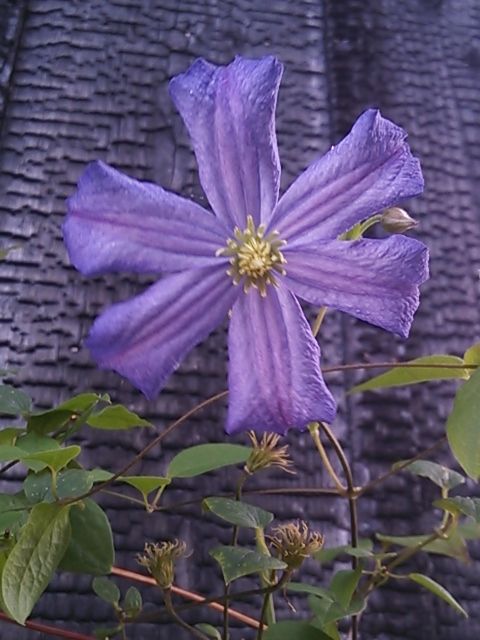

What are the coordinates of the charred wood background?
(0, 0, 479, 638)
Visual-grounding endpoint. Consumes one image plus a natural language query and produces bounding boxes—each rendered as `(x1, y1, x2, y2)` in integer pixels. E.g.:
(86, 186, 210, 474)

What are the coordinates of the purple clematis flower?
(63, 56, 428, 435)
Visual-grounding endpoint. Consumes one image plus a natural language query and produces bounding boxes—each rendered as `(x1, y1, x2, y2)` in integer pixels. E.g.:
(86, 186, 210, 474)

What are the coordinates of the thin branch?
(319, 422, 359, 640)
(309, 423, 346, 493)
(356, 436, 447, 497)
(111, 566, 262, 630)
(0, 612, 94, 640)
(323, 361, 477, 373)
(163, 588, 209, 640)
(63, 390, 228, 505)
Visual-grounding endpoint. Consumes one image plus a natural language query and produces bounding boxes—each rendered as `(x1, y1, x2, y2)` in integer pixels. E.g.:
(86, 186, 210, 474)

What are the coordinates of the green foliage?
(377, 529, 469, 563)
(329, 567, 361, 609)
(27, 393, 105, 435)
(123, 586, 142, 618)
(350, 355, 468, 393)
(24, 468, 93, 502)
(119, 475, 171, 500)
(264, 621, 332, 639)
(0, 427, 22, 446)
(0, 385, 31, 417)
(314, 539, 373, 564)
(1, 503, 71, 624)
(435, 497, 480, 521)
(167, 443, 251, 478)
(210, 545, 286, 583)
(92, 576, 120, 605)
(463, 342, 480, 369)
(86, 405, 152, 430)
(22, 445, 81, 473)
(203, 496, 273, 529)
(395, 460, 465, 490)
(0, 493, 30, 533)
(60, 500, 114, 575)
(195, 623, 222, 639)
(408, 573, 467, 617)
(447, 368, 480, 479)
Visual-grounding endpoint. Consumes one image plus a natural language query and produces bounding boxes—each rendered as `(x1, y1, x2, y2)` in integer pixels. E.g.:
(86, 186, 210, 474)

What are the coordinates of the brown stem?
(0, 612, 94, 640)
(223, 473, 248, 640)
(111, 566, 261, 629)
(62, 390, 228, 505)
(163, 588, 210, 640)
(319, 422, 359, 640)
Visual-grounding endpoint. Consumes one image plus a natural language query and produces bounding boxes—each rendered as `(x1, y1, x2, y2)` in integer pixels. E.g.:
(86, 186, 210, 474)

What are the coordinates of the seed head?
(137, 540, 187, 589)
(270, 521, 324, 570)
(245, 432, 294, 475)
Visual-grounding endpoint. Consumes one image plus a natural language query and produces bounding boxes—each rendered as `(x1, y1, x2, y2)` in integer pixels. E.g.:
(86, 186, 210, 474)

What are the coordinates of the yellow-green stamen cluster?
(269, 521, 324, 570)
(217, 215, 286, 296)
(245, 432, 295, 475)
(137, 540, 187, 589)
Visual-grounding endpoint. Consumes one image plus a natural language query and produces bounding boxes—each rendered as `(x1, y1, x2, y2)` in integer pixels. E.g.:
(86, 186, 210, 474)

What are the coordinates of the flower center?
(217, 215, 287, 296)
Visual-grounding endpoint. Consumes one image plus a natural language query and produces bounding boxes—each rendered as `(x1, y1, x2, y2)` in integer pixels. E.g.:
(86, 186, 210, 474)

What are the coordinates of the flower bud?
(269, 521, 324, 570)
(380, 207, 418, 233)
(137, 540, 187, 589)
(245, 432, 294, 475)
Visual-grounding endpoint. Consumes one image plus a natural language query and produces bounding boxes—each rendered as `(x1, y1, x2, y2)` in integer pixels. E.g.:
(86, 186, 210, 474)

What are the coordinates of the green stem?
(163, 589, 209, 640)
(309, 422, 346, 493)
(223, 473, 248, 640)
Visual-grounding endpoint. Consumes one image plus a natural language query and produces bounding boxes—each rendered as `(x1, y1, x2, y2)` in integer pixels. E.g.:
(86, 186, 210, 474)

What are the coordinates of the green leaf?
(210, 545, 286, 584)
(310, 594, 365, 627)
(119, 475, 171, 498)
(16, 432, 60, 453)
(329, 567, 361, 609)
(265, 621, 331, 640)
(435, 497, 480, 521)
(0, 385, 31, 416)
(167, 444, 251, 478)
(22, 445, 81, 473)
(287, 582, 334, 602)
(27, 393, 103, 435)
(92, 576, 120, 605)
(350, 355, 468, 393)
(60, 499, 114, 575)
(0, 428, 22, 446)
(447, 368, 480, 479)
(88, 468, 114, 483)
(394, 460, 465, 490)
(1, 503, 71, 624)
(0, 493, 30, 533)
(87, 405, 152, 430)
(376, 530, 469, 563)
(463, 343, 480, 371)
(409, 573, 467, 617)
(314, 539, 373, 564)
(123, 586, 142, 617)
(24, 470, 55, 503)
(195, 623, 222, 639)
(203, 497, 273, 529)
(24, 468, 93, 503)
(0, 445, 26, 462)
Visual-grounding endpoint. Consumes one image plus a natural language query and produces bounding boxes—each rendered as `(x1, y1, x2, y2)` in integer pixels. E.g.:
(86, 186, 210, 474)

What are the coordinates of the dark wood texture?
(0, 0, 479, 638)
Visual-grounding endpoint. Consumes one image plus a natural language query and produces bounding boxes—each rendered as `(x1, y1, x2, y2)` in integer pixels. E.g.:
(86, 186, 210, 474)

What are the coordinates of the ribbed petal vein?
(283, 235, 429, 338)
(169, 56, 283, 229)
(86, 266, 239, 398)
(227, 284, 336, 435)
(64, 161, 228, 276)
(268, 110, 424, 244)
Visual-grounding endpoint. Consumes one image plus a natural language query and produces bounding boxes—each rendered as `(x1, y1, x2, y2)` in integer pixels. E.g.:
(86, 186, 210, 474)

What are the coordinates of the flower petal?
(64, 161, 228, 276)
(283, 235, 429, 338)
(226, 285, 336, 435)
(268, 110, 424, 244)
(169, 56, 283, 230)
(86, 266, 239, 398)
